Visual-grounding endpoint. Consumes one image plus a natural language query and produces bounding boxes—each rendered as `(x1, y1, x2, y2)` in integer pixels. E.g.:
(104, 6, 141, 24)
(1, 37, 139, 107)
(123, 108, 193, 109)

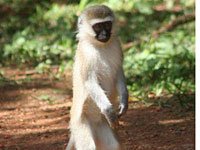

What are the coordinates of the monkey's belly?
(100, 81, 119, 108)
(83, 99, 103, 123)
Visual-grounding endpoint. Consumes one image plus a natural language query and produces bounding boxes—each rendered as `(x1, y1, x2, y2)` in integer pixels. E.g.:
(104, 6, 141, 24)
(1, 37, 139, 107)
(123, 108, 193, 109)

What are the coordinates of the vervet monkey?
(66, 5, 128, 150)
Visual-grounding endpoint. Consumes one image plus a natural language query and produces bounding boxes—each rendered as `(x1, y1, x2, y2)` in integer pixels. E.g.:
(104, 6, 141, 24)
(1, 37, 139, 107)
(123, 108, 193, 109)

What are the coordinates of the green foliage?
(124, 22, 195, 98)
(0, 0, 195, 99)
(1, 1, 78, 67)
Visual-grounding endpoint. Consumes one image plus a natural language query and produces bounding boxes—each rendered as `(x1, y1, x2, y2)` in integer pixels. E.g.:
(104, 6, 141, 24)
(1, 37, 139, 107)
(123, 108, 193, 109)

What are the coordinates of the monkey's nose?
(97, 30, 110, 42)
(102, 30, 106, 35)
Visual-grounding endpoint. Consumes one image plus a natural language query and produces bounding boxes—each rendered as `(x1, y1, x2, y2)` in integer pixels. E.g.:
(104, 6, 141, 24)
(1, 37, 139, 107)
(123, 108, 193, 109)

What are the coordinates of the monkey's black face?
(92, 21, 112, 43)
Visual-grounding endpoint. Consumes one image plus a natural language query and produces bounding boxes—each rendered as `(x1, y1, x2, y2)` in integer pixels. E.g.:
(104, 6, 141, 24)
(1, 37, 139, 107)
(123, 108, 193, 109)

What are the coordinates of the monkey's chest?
(97, 61, 115, 78)
(95, 58, 118, 94)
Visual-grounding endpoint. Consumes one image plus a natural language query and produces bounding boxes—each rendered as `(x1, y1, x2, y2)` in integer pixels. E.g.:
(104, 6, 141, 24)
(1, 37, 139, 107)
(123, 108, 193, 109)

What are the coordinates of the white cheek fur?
(77, 23, 96, 40)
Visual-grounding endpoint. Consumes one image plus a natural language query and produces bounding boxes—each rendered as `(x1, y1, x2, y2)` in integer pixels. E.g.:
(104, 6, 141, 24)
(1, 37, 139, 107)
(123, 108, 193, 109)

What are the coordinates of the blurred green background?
(0, 0, 195, 103)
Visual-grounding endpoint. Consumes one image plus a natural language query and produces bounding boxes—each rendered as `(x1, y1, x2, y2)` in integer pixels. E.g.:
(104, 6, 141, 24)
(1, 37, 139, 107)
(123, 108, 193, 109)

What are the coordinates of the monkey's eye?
(92, 23, 101, 33)
(104, 21, 112, 31)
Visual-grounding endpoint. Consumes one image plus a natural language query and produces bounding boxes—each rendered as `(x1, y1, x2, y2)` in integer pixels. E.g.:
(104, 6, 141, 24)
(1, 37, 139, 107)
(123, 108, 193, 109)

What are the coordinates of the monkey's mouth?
(96, 34, 111, 43)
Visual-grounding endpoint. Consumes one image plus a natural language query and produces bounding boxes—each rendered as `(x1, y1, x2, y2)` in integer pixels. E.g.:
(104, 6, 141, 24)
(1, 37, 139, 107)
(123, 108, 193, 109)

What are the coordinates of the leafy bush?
(1, 2, 78, 67)
(124, 22, 195, 98)
(0, 0, 195, 99)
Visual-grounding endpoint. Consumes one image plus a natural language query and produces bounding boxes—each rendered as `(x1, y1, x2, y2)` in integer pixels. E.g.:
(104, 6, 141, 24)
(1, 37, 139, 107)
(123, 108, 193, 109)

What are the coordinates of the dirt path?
(0, 68, 195, 150)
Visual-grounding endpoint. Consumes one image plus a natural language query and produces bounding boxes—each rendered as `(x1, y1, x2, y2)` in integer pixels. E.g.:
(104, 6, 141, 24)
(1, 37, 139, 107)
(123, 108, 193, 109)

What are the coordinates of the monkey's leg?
(72, 119, 96, 150)
(96, 121, 121, 150)
(66, 135, 75, 150)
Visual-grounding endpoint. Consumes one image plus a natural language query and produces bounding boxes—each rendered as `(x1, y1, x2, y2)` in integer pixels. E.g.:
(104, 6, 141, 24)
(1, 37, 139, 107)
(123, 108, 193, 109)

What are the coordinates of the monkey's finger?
(118, 105, 124, 115)
(118, 104, 127, 117)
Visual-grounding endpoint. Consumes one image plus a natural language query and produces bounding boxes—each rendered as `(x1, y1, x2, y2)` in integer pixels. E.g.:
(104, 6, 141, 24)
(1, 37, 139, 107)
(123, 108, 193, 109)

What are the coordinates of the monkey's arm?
(85, 71, 118, 127)
(117, 67, 128, 117)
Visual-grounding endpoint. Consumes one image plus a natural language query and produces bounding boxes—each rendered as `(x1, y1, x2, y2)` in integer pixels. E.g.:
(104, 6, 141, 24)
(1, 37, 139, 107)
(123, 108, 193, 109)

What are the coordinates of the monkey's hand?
(118, 91, 128, 118)
(102, 106, 118, 128)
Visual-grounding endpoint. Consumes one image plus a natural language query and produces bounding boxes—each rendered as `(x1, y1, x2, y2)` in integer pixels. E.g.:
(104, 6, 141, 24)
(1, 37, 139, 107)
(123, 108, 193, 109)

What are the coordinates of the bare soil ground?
(0, 68, 195, 150)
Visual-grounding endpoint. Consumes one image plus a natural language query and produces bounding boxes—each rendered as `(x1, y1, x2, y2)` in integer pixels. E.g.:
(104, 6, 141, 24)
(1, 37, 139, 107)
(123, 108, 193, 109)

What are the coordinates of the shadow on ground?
(0, 68, 195, 150)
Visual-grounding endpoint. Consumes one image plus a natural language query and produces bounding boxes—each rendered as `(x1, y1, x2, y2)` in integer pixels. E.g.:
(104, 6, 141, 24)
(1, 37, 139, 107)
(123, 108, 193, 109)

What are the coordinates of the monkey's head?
(77, 5, 115, 43)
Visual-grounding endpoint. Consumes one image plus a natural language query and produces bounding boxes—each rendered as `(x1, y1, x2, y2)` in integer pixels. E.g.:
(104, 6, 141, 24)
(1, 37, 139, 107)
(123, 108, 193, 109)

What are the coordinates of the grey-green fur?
(82, 5, 114, 20)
